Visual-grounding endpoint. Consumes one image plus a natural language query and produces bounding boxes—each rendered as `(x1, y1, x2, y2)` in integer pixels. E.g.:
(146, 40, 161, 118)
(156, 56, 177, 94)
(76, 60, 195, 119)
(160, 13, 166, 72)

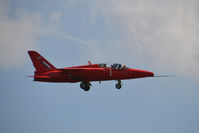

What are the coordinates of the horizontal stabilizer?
(27, 75, 50, 78)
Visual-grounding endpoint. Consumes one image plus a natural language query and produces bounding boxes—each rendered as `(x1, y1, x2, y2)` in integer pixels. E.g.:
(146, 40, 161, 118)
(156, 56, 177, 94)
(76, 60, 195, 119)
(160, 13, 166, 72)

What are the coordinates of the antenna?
(88, 61, 92, 65)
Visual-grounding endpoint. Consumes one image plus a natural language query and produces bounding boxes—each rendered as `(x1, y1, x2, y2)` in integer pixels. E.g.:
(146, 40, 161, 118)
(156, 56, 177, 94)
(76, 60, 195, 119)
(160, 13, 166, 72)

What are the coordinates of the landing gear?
(115, 83, 122, 89)
(115, 80, 122, 89)
(80, 82, 91, 91)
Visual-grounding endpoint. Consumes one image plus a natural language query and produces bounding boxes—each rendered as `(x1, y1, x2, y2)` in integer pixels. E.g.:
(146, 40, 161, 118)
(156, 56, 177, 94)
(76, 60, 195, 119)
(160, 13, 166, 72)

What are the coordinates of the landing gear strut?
(115, 80, 122, 89)
(80, 82, 91, 91)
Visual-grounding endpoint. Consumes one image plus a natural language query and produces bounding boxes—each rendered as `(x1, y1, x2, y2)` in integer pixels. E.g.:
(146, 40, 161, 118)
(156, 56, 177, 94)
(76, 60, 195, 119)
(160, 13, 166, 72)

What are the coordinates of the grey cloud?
(90, 0, 199, 77)
(0, 1, 43, 69)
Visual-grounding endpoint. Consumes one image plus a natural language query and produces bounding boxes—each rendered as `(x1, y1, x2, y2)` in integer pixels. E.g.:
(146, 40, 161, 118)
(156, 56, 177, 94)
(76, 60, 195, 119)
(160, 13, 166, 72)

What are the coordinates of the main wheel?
(115, 83, 122, 89)
(80, 82, 91, 91)
(80, 82, 87, 89)
(84, 85, 90, 91)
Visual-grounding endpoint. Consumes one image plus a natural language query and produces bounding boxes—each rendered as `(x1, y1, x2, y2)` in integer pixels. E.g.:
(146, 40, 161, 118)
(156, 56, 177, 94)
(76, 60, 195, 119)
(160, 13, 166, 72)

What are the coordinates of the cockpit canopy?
(98, 63, 129, 69)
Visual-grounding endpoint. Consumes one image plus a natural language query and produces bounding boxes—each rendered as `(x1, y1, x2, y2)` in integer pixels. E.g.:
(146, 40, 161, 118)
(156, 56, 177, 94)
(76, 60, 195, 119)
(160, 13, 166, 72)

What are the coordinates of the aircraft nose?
(142, 71, 154, 77)
(129, 69, 154, 78)
(146, 71, 154, 77)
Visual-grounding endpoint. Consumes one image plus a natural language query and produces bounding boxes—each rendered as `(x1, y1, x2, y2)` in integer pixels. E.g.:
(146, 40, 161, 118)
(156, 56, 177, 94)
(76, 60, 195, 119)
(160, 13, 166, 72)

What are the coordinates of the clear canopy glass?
(98, 63, 129, 69)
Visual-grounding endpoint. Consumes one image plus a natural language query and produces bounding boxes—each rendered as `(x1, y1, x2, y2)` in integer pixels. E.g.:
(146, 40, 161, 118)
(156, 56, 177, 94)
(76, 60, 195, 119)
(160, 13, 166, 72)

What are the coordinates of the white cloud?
(0, 1, 43, 69)
(50, 12, 62, 23)
(90, 0, 199, 77)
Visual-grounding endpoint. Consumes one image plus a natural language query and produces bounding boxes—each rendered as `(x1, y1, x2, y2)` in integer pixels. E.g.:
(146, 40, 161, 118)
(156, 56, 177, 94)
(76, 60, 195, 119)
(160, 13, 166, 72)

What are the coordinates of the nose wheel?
(80, 82, 91, 91)
(115, 80, 122, 89)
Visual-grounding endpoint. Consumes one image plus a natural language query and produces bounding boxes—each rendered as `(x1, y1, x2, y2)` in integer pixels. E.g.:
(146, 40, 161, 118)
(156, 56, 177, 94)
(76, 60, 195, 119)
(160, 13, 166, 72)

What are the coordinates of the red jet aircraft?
(28, 50, 154, 91)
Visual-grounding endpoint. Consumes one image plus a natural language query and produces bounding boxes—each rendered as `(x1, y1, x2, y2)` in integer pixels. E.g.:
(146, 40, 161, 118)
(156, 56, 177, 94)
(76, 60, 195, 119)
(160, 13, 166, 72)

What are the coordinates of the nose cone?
(128, 69, 154, 78)
(145, 71, 154, 77)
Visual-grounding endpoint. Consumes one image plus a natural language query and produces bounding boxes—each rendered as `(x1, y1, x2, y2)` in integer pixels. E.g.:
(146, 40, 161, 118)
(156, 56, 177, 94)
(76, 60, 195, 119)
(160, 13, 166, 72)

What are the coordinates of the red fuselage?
(33, 64, 154, 83)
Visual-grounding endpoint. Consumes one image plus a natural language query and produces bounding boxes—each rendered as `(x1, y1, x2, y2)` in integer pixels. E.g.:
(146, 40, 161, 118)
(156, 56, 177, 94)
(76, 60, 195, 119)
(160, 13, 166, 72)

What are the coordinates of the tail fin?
(28, 50, 56, 72)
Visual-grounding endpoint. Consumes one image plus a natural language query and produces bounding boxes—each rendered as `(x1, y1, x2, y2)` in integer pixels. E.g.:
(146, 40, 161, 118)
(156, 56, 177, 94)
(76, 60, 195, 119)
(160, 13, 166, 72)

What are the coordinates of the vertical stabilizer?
(28, 51, 56, 72)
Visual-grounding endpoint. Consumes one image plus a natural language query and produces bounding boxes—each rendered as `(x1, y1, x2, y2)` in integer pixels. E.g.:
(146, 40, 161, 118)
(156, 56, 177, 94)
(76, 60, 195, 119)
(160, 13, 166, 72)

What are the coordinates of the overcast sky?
(0, 0, 199, 133)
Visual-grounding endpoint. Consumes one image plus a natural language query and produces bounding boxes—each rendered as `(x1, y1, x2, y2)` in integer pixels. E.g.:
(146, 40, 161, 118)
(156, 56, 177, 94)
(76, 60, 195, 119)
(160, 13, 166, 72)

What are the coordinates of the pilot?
(118, 64, 122, 69)
(112, 64, 117, 69)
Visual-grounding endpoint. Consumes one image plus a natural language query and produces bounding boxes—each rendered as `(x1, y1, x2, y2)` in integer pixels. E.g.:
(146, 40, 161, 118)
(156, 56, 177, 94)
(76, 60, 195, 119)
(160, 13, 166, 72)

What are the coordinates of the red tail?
(28, 51, 56, 72)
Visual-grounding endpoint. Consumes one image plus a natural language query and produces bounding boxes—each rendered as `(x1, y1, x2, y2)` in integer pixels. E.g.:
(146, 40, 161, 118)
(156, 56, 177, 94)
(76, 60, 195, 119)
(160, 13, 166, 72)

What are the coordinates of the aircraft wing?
(59, 68, 104, 73)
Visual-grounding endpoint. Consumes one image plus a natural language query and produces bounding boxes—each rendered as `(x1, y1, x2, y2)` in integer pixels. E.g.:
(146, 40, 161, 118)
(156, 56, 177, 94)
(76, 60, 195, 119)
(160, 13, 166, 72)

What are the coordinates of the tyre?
(84, 85, 90, 91)
(115, 83, 122, 89)
(80, 82, 87, 89)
